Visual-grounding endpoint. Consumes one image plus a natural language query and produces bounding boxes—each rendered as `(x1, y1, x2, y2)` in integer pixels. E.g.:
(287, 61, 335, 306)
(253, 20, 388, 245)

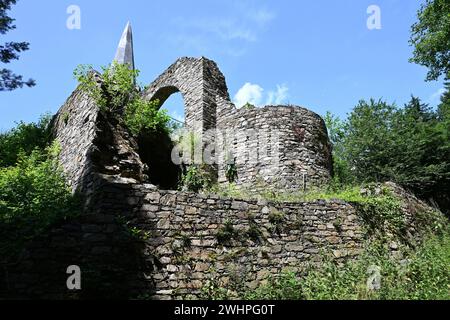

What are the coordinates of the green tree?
(437, 74, 450, 120)
(0, 0, 35, 91)
(389, 97, 448, 196)
(327, 98, 449, 213)
(324, 111, 353, 185)
(0, 114, 52, 167)
(0, 143, 79, 261)
(409, 0, 450, 81)
(343, 99, 398, 183)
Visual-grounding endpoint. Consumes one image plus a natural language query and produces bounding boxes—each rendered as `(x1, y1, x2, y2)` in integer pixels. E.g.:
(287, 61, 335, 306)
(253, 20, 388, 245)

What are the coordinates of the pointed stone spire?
(114, 22, 135, 70)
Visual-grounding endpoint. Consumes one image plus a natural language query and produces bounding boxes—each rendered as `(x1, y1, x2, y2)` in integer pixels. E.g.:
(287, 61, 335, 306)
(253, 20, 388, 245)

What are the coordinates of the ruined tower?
(52, 23, 332, 195)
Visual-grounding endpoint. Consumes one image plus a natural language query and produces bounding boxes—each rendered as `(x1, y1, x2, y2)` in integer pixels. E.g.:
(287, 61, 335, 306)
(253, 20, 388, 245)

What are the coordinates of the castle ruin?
(53, 23, 333, 198)
(2, 24, 436, 300)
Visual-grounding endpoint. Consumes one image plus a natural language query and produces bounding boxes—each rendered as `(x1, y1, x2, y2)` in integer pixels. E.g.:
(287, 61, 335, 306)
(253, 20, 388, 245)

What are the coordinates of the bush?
(245, 230, 450, 300)
(0, 142, 80, 261)
(74, 62, 171, 135)
(180, 165, 212, 192)
(0, 114, 52, 167)
(124, 97, 171, 135)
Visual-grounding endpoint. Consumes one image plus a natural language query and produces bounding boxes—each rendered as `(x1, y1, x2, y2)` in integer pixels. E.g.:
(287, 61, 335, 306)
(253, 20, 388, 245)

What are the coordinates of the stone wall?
(1, 177, 363, 299)
(2, 177, 443, 300)
(51, 89, 99, 194)
(53, 56, 333, 195)
(117, 183, 363, 299)
(216, 105, 333, 191)
(52, 88, 148, 197)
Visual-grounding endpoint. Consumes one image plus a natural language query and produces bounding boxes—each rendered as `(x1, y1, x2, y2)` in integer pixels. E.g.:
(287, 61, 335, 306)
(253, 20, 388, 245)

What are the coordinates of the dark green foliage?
(0, 114, 52, 167)
(326, 97, 450, 213)
(0, 143, 80, 262)
(409, 0, 450, 81)
(324, 111, 354, 186)
(225, 162, 238, 183)
(268, 209, 285, 234)
(437, 75, 450, 131)
(246, 220, 263, 243)
(0, 0, 35, 91)
(181, 234, 192, 248)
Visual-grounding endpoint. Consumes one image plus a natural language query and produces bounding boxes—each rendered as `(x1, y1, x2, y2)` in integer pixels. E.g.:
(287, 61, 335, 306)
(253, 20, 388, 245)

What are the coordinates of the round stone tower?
(216, 105, 333, 192)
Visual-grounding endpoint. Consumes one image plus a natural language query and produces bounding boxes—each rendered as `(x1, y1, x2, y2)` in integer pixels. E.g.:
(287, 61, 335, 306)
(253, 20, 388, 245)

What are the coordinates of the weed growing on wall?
(180, 165, 212, 192)
(73, 62, 171, 135)
(244, 230, 450, 300)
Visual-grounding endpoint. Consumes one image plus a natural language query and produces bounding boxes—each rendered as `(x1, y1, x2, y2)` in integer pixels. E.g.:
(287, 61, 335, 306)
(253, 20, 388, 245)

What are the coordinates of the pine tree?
(0, 0, 35, 91)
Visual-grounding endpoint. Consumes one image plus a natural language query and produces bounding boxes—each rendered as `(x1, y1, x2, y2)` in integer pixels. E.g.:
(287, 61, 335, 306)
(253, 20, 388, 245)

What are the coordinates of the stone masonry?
(1, 177, 440, 299)
(1, 26, 445, 300)
(54, 56, 332, 194)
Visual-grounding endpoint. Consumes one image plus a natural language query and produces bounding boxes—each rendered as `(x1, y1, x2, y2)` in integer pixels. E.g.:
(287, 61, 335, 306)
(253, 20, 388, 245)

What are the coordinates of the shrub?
(0, 142, 80, 261)
(244, 230, 450, 300)
(216, 219, 238, 245)
(124, 97, 171, 135)
(74, 62, 171, 136)
(0, 114, 52, 167)
(180, 165, 212, 192)
(225, 161, 238, 183)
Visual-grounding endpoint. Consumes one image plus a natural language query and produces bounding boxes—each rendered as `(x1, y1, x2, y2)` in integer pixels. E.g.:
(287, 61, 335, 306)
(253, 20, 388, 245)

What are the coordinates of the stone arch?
(149, 85, 181, 108)
(143, 57, 232, 135)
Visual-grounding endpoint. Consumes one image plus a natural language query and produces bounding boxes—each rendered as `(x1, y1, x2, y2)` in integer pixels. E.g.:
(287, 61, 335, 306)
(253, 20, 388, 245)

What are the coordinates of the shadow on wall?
(138, 129, 182, 190)
(0, 182, 158, 300)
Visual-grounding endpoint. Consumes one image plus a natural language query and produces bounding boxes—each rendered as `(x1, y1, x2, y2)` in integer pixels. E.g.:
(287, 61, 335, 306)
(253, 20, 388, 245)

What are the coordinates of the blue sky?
(0, 0, 445, 131)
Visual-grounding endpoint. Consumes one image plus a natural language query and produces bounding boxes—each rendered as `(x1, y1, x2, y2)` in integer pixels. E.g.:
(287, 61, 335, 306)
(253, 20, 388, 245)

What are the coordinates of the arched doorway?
(141, 57, 233, 189)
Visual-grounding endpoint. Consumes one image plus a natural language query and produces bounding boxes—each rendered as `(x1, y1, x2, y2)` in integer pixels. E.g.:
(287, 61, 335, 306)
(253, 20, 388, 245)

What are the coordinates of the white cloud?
(234, 83, 289, 108)
(173, 18, 257, 42)
(213, 19, 257, 42)
(234, 83, 264, 108)
(248, 8, 275, 26)
(266, 84, 289, 105)
(167, 4, 275, 56)
(429, 88, 445, 105)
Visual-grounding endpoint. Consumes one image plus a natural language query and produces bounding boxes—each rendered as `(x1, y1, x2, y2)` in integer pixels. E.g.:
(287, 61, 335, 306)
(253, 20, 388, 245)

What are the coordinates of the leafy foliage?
(180, 165, 212, 192)
(124, 97, 171, 135)
(242, 102, 256, 110)
(73, 62, 171, 135)
(324, 111, 354, 185)
(73, 63, 137, 111)
(216, 219, 239, 245)
(0, 0, 35, 91)
(0, 114, 52, 167)
(0, 143, 80, 261)
(225, 161, 238, 183)
(326, 97, 450, 213)
(409, 0, 450, 81)
(245, 230, 450, 300)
